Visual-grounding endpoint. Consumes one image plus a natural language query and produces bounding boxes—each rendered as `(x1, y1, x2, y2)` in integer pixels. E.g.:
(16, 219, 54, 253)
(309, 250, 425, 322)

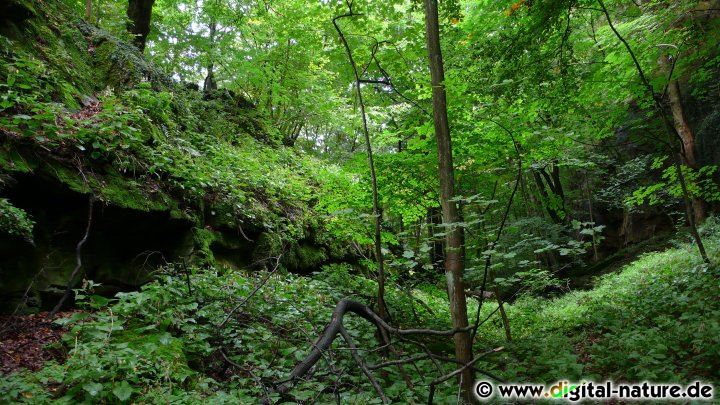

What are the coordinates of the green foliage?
(3, 224, 717, 402)
(0, 197, 34, 242)
(627, 160, 720, 208)
(0, 52, 70, 141)
(2, 0, 720, 402)
(474, 226, 720, 385)
(0, 1, 358, 254)
(0, 263, 458, 403)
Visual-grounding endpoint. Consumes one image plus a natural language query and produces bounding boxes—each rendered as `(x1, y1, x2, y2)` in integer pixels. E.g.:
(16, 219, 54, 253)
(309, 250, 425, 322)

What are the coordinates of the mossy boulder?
(0, 0, 351, 313)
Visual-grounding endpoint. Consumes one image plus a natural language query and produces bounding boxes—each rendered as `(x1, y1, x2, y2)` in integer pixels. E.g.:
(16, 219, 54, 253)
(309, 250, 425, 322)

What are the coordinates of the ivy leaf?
(113, 381, 134, 401)
(82, 382, 103, 397)
(159, 332, 172, 345)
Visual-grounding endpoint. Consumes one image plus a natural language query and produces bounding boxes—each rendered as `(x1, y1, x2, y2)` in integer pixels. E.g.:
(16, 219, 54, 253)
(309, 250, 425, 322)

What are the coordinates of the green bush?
(0, 197, 34, 242)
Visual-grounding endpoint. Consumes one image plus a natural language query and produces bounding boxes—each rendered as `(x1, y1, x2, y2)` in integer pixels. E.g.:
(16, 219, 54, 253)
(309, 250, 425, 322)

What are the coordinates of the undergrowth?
(473, 219, 720, 387)
(2, 225, 719, 403)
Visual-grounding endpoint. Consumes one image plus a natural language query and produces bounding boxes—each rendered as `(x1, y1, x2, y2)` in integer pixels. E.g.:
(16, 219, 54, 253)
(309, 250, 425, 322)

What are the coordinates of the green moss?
(251, 232, 283, 264)
(33, 161, 196, 224)
(44, 160, 184, 215)
(50, 164, 91, 193)
(191, 227, 217, 267)
(96, 171, 175, 213)
(0, 148, 35, 173)
(92, 40, 124, 87)
(283, 243, 327, 272)
(81, 23, 170, 91)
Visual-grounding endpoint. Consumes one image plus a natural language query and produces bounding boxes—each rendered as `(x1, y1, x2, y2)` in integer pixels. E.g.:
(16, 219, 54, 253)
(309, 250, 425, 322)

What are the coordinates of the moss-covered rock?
(0, 0, 351, 312)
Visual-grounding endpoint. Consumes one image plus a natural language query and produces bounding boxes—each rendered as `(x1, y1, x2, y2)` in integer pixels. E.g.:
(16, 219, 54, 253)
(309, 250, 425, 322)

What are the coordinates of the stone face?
(0, 168, 337, 312)
(0, 174, 195, 313)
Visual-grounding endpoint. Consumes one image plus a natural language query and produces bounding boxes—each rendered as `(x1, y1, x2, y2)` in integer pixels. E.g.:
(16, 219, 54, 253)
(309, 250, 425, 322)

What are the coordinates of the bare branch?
(219, 254, 283, 327)
(339, 327, 388, 403)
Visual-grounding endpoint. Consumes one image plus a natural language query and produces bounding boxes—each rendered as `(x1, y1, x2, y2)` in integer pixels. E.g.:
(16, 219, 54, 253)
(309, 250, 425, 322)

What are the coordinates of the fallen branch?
(277, 298, 473, 396)
(369, 351, 507, 384)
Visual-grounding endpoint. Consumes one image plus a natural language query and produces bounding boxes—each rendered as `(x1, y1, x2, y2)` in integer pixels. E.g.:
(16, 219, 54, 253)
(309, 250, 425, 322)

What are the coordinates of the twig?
(219, 254, 282, 327)
(427, 347, 503, 404)
(237, 223, 254, 242)
(339, 327, 388, 403)
(220, 350, 272, 404)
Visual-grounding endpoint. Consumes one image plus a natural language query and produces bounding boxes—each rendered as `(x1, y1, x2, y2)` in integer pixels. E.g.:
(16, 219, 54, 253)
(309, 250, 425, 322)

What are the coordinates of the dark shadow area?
(0, 173, 194, 312)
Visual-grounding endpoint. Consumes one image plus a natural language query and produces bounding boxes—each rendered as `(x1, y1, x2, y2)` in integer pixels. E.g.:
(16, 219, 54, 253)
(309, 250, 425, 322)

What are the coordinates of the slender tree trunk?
(333, 12, 387, 320)
(519, 170, 533, 216)
(126, 0, 155, 52)
(203, 21, 218, 93)
(672, 153, 709, 261)
(668, 80, 697, 165)
(532, 169, 563, 224)
(85, 0, 92, 21)
(584, 172, 599, 261)
(423, 0, 474, 401)
(494, 287, 512, 342)
(660, 55, 706, 223)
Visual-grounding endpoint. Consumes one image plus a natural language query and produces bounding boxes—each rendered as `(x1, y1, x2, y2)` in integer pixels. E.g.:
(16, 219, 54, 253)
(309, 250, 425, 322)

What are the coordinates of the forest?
(0, 0, 719, 403)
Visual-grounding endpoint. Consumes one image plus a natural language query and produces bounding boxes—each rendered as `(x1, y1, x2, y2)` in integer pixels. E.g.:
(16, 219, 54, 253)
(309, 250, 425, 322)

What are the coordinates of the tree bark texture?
(423, 0, 474, 401)
(661, 55, 706, 223)
(127, 0, 155, 52)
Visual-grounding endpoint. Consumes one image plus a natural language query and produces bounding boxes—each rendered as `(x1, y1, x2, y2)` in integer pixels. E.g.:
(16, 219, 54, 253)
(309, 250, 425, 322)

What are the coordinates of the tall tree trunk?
(85, 0, 92, 21)
(203, 21, 218, 93)
(423, 0, 474, 401)
(126, 0, 155, 52)
(660, 55, 706, 223)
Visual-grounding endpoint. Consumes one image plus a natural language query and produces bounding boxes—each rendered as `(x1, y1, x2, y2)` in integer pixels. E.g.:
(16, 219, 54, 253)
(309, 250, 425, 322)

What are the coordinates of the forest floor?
(0, 230, 718, 402)
(0, 311, 77, 374)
